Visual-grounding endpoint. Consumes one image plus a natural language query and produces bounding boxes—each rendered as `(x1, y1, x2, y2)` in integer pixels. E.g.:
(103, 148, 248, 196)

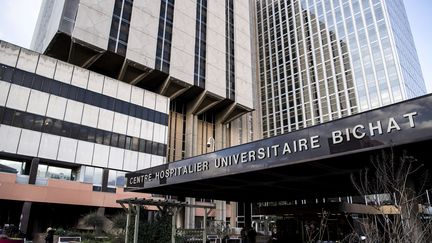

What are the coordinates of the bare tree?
(348, 150, 432, 243)
(304, 209, 329, 243)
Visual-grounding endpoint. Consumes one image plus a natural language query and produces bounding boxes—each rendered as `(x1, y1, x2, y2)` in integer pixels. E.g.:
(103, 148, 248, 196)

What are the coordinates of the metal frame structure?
(117, 198, 216, 243)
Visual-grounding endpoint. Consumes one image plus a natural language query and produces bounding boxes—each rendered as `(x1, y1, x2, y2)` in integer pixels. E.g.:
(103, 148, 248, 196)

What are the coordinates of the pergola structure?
(117, 198, 216, 243)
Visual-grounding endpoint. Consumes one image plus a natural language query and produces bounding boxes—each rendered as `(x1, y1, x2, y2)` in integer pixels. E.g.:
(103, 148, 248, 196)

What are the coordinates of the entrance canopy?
(126, 95, 432, 202)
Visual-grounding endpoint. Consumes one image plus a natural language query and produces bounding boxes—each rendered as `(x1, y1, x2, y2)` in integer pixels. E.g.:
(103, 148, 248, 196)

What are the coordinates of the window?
(194, 0, 207, 88)
(83, 166, 94, 183)
(116, 171, 126, 187)
(0, 106, 167, 157)
(225, 0, 235, 100)
(155, 0, 175, 73)
(47, 166, 72, 180)
(108, 0, 133, 56)
(0, 159, 25, 174)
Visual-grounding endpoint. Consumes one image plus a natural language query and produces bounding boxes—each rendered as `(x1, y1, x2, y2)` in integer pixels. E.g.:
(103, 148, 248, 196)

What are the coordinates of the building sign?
(126, 95, 432, 190)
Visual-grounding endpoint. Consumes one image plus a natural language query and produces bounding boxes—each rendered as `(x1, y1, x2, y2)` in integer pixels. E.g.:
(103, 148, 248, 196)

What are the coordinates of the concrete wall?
(234, 0, 253, 108)
(170, 0, 196, 85)
(206, 0, 226, 98)
(126, 0, 160, 67)
(72, 0, 115, 50)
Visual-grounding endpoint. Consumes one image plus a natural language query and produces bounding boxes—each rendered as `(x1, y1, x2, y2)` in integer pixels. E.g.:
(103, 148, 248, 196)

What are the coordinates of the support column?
(19, 202, 32, 237)
(203, 209, 208, 243)
(244, 202, 252, 229)
(101, 169, 109, 192)
(125, 207, 132, 243)
(185, 197, 195, 229)
(133, 206, 140, 243)
(184, 105, 198, 229)
(185, 104, 198, 158)
(215, 201, 226, 223)
(20, 158, 39, 237)
(230, 202, 237, 227)
(28, 158, 39, 184)
(214, 116, 228, 228)
(171, 208, 177, 243)
(97, 207, 105, 216)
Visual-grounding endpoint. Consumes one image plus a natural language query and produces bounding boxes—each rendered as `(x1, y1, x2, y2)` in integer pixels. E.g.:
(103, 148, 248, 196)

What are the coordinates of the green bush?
(127, 211, 172, 243)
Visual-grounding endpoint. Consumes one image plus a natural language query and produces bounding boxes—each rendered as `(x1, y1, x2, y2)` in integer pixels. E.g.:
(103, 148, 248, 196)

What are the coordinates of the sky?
(0, 0, 431, 92)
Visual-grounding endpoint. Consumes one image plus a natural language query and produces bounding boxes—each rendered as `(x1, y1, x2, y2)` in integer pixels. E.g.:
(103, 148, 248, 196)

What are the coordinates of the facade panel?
(75, 140, 94, 165)
(36, 55, 57, 79)
(6, 85, 30, 111)
(46, 95, 67, 120)
(205, 0, 226, 97)
(81, 104, 99, 127)
(71, 66, 89, 89)
(54, 61, 73, 84)
(127, 0, 159, 66)
(64, 100, 84, 124)
(170, 0, 196, 85)
(0, 82, 10, 106)
(17, 129, 42, 157)
(0, 125, 21, 154)
(92, 143, 110, 168)
(16, 49, 39, 73)
(73, 0, 115, 50)
(38, 133, 61, 160)
(57, 137, 78, 163)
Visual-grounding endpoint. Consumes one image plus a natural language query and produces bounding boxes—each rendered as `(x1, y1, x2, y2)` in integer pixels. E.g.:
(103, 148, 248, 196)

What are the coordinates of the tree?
(83, 212, 106, 234)
(127, 209, 172, 243)
(304, 209, 329, 243)
(349, 150, 432, 243)
(111, 212, 127, 234)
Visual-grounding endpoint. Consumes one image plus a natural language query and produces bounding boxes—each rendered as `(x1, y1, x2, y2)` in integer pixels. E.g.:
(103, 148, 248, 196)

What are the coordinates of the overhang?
(126, 94, 432, 202)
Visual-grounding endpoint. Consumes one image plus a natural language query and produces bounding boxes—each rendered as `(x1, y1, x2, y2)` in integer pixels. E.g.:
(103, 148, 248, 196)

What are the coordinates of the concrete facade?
(5, 0, 259, 236)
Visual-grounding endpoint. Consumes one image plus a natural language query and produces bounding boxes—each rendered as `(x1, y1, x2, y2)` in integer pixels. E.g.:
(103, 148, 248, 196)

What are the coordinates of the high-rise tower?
(256, 0, 426, 138)
(0, 0, 257, 236)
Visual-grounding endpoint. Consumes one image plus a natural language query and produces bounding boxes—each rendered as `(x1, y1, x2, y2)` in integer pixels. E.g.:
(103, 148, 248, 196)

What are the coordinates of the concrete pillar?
(185, 105, 198, 158)
(184, 105, 198, 229)
(101, 169, 109, 192)
(215, 201, 226, 223)
(20, 158, 39, 237)
(171, 208, 177, 243)
(214, 117, 229, 227)
(28, 158, 39, 184)
(230, 202, 237, 227)
(97, 207, 105, 216)
(203, 209, 208, 243)
(184, 197, 196, 228)
(244, 202, 252, 228)
(19, 201, 32, 236)
(176, 207, 184, 229)
(133, 206, 140, 243)
(125, 207, 132, 243)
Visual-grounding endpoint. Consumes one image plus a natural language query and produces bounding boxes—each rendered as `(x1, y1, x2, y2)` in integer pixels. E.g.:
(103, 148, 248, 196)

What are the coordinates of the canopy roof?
(126, 94, 432, 202)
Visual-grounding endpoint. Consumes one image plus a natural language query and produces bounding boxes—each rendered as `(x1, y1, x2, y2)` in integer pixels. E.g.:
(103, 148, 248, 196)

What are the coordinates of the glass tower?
(256, 0, 426, 138)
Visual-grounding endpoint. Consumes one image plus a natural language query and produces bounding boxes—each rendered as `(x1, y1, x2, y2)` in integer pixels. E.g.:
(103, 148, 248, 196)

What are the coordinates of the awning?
(125, 94, 432, 202)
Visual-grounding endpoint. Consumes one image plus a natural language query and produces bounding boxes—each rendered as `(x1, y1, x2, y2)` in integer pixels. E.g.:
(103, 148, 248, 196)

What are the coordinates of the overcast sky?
(0, 0, 430, 92)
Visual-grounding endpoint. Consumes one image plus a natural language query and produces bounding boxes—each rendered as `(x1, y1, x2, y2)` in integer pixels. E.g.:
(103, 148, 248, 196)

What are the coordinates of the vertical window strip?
(194, 0, 207, 88)
(156, 0, 175, 73)
(225, 0, 235, 100)
(108, 0, 133, 56)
